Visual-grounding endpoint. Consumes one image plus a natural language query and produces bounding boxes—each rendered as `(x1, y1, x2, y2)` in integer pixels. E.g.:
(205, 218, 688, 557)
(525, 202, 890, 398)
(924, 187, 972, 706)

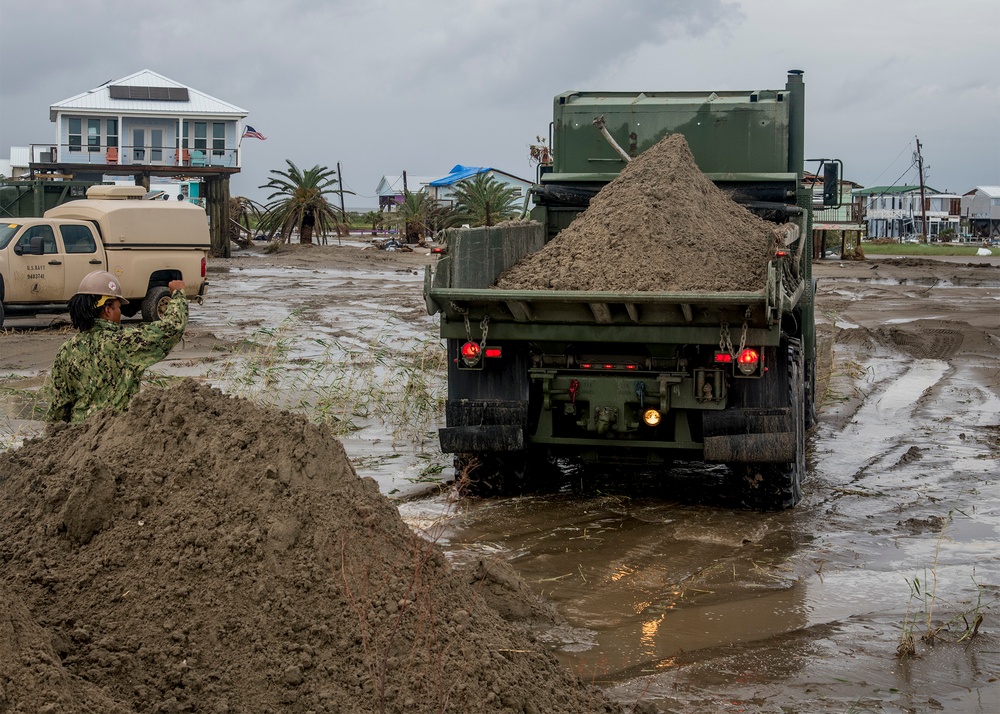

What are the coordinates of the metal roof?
(376, 175, 438, 195)
(852, 185, 940, 196)
(49, 69, 247, 120)
(974, 185, 1000, 198)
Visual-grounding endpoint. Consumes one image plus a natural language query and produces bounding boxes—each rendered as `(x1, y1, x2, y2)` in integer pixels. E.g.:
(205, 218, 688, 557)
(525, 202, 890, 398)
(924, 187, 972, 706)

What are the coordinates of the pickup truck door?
(58, 224, 106, 298)
(6, 225, 64, 302)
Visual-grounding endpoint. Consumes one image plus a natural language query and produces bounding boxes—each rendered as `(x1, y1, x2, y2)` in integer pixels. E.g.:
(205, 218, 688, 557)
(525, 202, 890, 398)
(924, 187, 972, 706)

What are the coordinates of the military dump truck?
(426, 71, 825, 509)
(0, 185, 209, 328)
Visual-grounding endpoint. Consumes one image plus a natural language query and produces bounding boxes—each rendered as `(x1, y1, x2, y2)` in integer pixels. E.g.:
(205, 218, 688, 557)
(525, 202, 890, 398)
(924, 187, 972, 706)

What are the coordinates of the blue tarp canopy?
(429, 165, 490, 187)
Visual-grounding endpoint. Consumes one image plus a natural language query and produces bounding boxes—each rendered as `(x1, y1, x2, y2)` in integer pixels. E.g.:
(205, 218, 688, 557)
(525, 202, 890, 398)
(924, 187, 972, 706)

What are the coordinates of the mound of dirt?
(0, 380, 619, 713)
(495, 133, 777, 292)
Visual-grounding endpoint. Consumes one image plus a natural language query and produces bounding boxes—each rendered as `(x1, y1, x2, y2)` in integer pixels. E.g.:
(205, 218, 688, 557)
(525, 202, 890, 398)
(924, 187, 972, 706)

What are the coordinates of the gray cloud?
(2, 0, 997, 204)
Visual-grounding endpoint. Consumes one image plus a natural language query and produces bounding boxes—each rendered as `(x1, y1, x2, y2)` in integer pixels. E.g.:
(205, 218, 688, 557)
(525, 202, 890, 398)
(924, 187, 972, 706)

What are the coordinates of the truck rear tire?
(141, 286, 172, 322)
(730, 342, 806, 510)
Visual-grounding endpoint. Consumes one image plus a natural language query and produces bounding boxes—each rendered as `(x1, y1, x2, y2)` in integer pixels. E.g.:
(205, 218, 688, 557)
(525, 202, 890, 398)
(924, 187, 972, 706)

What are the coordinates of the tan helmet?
(76, 270, 130, 304)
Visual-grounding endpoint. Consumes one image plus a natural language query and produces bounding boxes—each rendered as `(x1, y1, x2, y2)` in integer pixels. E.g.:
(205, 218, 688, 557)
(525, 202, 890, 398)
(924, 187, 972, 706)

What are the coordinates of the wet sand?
(2, 244, 998, 712)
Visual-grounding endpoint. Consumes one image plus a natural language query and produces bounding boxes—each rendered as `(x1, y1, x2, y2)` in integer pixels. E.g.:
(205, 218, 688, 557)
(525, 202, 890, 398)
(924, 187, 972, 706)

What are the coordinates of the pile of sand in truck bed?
(0, 380, 620, 714)
(495, 133, 778, 293)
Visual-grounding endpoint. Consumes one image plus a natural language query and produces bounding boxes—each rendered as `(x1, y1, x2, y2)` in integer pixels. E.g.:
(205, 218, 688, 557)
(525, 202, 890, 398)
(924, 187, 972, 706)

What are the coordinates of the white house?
(428, 165, 534, 208)
(961, 186, 1000, 239)
(41, 69, 249, 171)
(854, 185, 960, 239)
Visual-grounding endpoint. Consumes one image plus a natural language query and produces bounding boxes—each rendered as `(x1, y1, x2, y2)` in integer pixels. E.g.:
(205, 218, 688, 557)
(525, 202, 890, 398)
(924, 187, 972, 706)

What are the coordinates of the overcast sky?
(1, 0, 997, 208)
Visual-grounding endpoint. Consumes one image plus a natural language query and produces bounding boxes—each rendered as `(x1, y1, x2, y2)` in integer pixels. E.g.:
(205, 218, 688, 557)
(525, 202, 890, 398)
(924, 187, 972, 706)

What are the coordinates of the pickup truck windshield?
(0, 223, 22, 249)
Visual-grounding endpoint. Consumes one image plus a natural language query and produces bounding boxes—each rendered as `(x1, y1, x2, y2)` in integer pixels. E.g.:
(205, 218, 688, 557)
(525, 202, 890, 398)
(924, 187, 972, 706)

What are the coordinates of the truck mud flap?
(440, 425, 525, 453)
(703, 431, 795, 463)
(702, 407, 795, 463)
(441, 399, 528, 453)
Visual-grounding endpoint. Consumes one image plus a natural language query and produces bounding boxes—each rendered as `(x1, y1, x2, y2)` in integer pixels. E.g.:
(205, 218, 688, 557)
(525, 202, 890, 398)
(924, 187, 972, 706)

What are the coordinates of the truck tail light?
(460, 342, 481, 362)
(714, 352, 733, 364)
(201, 256, 207, 278)
(736, 348, 760, 375)
(484, 347, 502, 359)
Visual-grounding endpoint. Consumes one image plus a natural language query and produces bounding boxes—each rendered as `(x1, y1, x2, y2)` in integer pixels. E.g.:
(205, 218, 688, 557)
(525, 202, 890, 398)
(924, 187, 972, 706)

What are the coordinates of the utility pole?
(916, 137, 928, 242)
(336, 162, 346, 246)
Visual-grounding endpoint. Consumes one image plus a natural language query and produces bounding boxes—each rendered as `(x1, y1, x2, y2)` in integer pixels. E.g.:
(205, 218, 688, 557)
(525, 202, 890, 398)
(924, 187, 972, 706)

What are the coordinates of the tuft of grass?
(861, 242, 990, 257)
(210, 311, 446, 449)
(896, 510, 996, 657)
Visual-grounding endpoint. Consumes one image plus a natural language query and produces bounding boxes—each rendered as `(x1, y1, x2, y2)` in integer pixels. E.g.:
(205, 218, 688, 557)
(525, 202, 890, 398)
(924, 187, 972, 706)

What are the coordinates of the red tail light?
(460, 342, 481, 361)
(484, 347, 502, 359)
(714, 352, 733, 364)
(201, 256, 207, 277)
(737, 348, 760, 375)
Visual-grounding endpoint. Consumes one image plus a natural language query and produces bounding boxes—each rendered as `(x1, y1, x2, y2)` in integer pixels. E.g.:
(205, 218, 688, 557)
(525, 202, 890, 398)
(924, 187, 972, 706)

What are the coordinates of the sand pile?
(495, 133, 778, 292)
(0, 380, 620, 713)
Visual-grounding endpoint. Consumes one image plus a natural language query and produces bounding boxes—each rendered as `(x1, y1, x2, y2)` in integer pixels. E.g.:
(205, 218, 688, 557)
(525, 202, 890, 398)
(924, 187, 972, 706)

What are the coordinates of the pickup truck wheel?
(141, 286, 172, 322)
(730, 343, 806, 510)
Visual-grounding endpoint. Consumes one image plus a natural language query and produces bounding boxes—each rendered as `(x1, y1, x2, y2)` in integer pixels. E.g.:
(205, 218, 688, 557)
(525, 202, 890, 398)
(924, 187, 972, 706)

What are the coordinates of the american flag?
(242, 125, 267, 141)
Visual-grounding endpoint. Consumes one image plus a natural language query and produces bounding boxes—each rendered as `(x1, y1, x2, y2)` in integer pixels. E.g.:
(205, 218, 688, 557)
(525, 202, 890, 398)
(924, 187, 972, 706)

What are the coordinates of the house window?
(68, 118, 82, 153)
(88, 119, 101, 152)
(107, 119, 118, 148)
(194, 122, 207, 151)
(212, 122, 225, 156)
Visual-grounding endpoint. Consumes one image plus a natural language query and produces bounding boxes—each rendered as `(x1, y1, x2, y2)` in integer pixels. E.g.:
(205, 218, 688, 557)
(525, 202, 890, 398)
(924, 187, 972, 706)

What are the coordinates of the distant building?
(853, 185, 960, 239)
(375, 166, 535, 213)
(375, 174, 439, 211)
(804, 170, 864, 257)
(961, 186, 1000, 239)
(39, 69, 249, 173)
(428, 165, 534, 208)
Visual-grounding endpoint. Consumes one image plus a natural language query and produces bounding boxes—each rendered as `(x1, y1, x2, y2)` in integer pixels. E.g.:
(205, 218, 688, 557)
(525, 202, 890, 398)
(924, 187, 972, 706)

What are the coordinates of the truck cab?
(1, 218, 106, 304)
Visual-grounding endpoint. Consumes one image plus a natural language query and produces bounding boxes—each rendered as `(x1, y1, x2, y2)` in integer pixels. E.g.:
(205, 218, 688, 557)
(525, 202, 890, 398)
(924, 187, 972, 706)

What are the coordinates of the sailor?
(45, 271, 188, 423)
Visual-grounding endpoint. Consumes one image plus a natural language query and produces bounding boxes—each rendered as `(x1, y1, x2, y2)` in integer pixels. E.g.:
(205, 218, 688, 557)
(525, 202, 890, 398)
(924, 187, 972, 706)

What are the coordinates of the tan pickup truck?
(0, 185, 209, 328)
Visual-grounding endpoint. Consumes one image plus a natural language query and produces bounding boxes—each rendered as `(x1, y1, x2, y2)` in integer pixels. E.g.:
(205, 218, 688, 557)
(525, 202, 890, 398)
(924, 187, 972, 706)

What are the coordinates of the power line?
(869, 139, 915, 186)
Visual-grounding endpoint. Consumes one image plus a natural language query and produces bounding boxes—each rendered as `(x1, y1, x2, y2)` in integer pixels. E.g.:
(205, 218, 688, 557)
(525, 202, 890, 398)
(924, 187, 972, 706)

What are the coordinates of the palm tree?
(257, 161, 352, 245)
(361, 210, 385, 235)
(395, 190, 445, 244)
(228, 195, 264, 249)
(451, 173, 522, 227)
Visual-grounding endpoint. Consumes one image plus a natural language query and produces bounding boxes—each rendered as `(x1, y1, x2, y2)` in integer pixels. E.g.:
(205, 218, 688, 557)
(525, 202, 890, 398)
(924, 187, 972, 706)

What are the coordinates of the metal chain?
(720, 307, 752, 358)
(737, 306, 751, 356)
(478, 315, 490, 350)
(719, 322, 733, 355)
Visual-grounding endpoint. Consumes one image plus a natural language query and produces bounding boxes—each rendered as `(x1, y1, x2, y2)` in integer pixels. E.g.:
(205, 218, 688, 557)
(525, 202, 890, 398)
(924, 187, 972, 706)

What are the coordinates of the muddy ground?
(2, 242, 998, 712)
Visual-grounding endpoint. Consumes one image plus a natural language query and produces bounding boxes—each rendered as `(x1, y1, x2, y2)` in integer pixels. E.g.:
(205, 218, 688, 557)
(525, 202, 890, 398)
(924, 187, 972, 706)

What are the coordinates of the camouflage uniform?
(46, 291, 189, 423)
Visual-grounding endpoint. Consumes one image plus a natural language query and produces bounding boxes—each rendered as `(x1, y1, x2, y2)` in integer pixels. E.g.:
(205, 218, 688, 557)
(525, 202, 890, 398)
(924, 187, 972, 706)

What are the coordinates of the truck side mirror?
(823, 163, 839, 206)
(13, 236, 45, 256)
